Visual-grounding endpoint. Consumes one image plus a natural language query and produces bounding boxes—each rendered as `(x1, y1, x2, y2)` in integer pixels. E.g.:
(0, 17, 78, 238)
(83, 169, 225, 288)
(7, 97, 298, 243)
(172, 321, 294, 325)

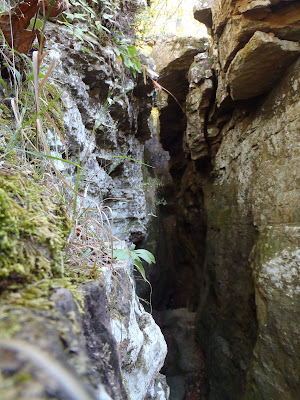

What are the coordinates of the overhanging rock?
(227, 31, 300, 100)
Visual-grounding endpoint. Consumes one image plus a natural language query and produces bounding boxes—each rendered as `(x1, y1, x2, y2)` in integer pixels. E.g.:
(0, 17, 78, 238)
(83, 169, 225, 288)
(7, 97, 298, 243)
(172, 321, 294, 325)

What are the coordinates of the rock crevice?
(147, 1, 300, 399)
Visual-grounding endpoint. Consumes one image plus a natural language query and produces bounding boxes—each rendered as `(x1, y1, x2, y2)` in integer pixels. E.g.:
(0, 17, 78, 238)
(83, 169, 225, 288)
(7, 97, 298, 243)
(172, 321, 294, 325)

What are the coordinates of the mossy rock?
(0, 165, 71, 293)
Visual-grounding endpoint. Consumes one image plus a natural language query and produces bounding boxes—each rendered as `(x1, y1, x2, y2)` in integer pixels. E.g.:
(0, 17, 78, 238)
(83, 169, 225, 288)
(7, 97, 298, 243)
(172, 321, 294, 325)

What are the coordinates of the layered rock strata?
(0, 1, 169, 399)
(149, 1, 299, 399)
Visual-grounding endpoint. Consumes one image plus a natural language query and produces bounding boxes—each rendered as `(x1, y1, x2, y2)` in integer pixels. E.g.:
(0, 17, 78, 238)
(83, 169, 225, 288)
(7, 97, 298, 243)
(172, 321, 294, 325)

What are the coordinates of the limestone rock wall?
(0, 1, 169, 399)
(44, 22, 152, 242)
(151, 1, 299, 399)
(0, 162, 168, 400)
(192, 1, 300, 398)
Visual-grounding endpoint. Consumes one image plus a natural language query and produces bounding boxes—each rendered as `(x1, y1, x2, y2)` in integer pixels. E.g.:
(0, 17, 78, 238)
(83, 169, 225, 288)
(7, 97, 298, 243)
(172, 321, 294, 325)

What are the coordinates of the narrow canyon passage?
(138, 54, 258, 399)
(136, 5, 300, 396)
(0, 1, 299, 399)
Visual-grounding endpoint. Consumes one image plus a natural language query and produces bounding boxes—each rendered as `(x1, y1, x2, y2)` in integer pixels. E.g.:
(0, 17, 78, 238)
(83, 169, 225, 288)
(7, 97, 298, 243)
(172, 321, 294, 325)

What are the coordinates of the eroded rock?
(155, 1, 300, 399)
(227, 31, 300, 100)
(0, 2, 169, 399)
(185, 74, 214, 160)
(203, 0, 300, 111)
(43, 19, 152, 243)
(193, 0, 214, 29)
(0, 262, 168, 400)
(160, 308, 205, 399)
(103, 263, 169, 400)
(196, 47, 299, 400)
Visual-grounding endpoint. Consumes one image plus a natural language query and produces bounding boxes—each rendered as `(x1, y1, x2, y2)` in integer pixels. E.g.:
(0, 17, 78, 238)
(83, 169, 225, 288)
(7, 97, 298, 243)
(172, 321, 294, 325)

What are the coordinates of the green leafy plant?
(59, 1, 143, 77)
(113, 37, 142, 78)
(59, 0, 120, 48)
(113, 244, 155, 281)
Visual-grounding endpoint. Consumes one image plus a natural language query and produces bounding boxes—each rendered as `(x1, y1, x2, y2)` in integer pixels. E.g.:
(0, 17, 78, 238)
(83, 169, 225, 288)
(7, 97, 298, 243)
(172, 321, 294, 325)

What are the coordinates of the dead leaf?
(0, 0, 40, 49)
(0, 0, 69, 54)
(40, 0, 70, 18)
(14, 29, 37, 54)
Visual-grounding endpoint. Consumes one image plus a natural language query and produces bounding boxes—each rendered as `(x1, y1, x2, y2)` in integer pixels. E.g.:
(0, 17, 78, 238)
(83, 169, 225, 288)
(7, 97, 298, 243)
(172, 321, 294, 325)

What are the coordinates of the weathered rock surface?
(160, 308, 205, 400)
(0, 262, 168, 400)
(43, 16, 153, 243)
(151, 36, 207, 163)
(151, 1, 300, 399)
(193, 1, 214, 29)
(0, 1, 169, 399)
(152, 36, 207, 75)
(227, 30, 300, 100)
(185, 53, 214, 160)
(198, 55, 300, 400)
(0, 162, 168, 400)
(104, 263, 169, 400)
(194, 0, 300, 108)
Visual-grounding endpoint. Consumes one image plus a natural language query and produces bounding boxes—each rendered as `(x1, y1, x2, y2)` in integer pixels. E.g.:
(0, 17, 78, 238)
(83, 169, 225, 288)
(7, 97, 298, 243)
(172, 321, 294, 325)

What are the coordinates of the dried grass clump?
(64, 201, 122, 279)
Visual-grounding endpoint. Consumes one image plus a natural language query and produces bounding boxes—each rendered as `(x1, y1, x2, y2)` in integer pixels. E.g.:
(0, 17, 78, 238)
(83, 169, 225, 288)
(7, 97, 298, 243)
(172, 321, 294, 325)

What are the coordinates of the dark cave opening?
(136, 99, 210, 399)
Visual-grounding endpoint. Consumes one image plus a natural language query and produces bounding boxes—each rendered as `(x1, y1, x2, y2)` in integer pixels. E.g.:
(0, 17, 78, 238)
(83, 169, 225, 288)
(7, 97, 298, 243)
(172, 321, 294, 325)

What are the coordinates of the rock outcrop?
(148, 1, 299, 399)
(44, 20, 153, 243)
(0, 261, 168, 400)
(191, 2, 300, 396)
(227, 30, 300, 100)
(1, 0, 299, 398)
(0, 0, 168, 399)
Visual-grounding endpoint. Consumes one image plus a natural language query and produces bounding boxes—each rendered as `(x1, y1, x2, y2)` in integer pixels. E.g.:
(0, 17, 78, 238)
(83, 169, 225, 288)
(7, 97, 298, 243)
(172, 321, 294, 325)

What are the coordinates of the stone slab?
(227, 31, 300, 100)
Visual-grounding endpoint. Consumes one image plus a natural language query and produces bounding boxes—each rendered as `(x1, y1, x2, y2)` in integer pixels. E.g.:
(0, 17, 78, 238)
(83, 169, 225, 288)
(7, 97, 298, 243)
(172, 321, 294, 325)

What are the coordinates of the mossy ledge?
(0, 164, 71, 296)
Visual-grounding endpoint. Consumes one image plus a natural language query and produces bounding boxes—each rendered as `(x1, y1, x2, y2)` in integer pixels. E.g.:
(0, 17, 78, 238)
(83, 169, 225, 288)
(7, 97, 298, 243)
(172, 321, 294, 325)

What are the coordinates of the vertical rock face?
(200, 55, 300, 399)
(153, 1, 299, 399)
(192, 1, 300, 398)
(41, 0, 154, 243)
(104, 263, 169, 400)
(149, 36, 209, 313)
(0, 1, 169, 399)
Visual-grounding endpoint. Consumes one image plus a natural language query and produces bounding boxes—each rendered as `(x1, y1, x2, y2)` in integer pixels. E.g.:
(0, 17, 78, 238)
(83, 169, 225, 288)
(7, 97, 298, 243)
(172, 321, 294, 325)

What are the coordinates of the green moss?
(0, 277, 83, 312)
(0, 104, 12, 122)
(0, 309, 21, 339)
(0, 370, 34, 398)
(0, 169, 71, 292)
(16, 90, 37, 142)
(254, 226, 298, 266)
